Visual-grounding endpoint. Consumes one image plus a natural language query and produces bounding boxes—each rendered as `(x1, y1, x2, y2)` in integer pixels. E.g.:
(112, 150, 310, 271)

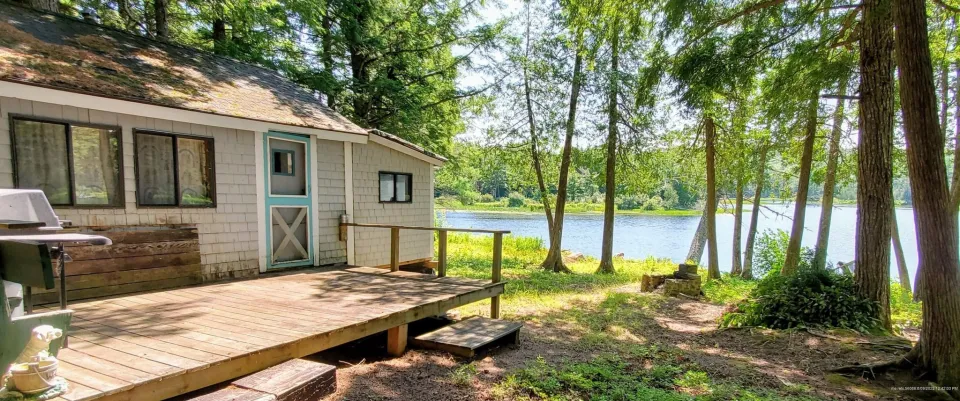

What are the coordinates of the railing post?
(390, 227, 400, 272)
(437, 230, 447, 277)
(490, 232, 503, 319)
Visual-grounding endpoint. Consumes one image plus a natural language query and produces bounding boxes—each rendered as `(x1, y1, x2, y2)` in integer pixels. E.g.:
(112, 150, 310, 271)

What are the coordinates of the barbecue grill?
(0, 189, 112, 316)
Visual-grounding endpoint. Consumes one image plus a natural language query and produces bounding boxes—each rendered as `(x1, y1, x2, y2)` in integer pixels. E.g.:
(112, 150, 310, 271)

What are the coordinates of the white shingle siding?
(315, 139, 347, 265)
(0, 97, 260, 281)
(351, 141, 434, 266)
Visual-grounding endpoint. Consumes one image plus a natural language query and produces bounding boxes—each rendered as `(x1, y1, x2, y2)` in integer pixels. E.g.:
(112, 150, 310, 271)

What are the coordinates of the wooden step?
(410, 316, 521, 358)
(180, 359, 336, 401)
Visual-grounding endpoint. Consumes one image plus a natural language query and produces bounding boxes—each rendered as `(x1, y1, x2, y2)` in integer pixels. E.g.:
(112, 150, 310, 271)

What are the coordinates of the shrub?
(458, 190, 480, 206)
(617, 195, 647, 210)
(751, 229, 819, 278)
(479, 193, 495, 203)
(720, 266, 880, 332)
(507, 192, 527, 207)
(643, 195, 664, 211)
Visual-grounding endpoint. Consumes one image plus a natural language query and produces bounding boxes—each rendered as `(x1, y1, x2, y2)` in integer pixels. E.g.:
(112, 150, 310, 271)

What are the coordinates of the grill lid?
(0, 189, 62, 234)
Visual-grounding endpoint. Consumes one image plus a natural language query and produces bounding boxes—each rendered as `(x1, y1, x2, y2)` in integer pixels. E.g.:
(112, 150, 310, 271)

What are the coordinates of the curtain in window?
(72, 126, 121, 206)
(396, 174, 410, 202)
(13, 120, 70, 205)
(178, 137, 212, 205)
(136, 133, 176, 205)
(379, 173, 394, 202)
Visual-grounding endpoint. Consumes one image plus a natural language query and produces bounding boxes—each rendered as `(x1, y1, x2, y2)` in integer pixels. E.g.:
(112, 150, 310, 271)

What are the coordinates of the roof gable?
(0, 2, 366, 135)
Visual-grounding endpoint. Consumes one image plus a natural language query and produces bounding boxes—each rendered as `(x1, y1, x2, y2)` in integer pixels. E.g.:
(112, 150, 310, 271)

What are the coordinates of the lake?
(439, 204, 921, 281)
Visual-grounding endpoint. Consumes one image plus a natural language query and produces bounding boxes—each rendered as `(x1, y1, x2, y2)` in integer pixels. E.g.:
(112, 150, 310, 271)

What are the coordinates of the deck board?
(43, 266, 502, 401)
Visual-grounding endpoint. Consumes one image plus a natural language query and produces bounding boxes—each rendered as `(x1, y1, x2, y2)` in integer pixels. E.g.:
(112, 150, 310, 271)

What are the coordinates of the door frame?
(262, 131, 315, 270)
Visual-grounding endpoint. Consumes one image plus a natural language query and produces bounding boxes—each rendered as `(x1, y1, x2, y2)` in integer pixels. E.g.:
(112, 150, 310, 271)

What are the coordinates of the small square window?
(273, 150, 295, 176)
(379, 172, 412, 203)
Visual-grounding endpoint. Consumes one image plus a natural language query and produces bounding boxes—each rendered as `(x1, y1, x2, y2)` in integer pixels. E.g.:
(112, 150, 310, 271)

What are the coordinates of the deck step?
(410, 316, 521, 358)
(183, 359, 336, 401)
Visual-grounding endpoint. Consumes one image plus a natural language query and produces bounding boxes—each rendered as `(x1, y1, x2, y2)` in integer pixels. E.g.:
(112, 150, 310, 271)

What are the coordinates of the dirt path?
(313, 293, 935, 401)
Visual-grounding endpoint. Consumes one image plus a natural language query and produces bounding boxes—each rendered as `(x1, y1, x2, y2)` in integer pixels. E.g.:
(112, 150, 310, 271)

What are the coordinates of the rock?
(563, 252, 585, 262)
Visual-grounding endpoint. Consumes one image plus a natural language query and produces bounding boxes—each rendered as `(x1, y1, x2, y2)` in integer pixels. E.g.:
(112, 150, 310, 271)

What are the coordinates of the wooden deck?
(38, 266, 504, 401)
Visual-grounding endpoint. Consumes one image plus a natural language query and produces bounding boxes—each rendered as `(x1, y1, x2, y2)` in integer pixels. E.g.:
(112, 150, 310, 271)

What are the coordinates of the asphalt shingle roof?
(0, 2, 367, 135)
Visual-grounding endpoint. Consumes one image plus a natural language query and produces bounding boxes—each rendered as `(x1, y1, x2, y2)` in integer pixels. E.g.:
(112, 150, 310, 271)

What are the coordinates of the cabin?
(0, 3, 513, 401)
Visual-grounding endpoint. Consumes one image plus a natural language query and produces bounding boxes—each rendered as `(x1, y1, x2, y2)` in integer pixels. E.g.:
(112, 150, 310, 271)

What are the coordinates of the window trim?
(378, 171, 413, 204)
(133, 129, 217, 208)
(10, 115, 125, 208)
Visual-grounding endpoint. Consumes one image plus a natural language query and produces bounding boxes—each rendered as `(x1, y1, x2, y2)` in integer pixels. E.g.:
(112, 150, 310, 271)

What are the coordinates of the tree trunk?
(951, 63, 960, 210)
(597, 25, 619, 275)
(705, 116, 720, 280)
(540, 48, 583, 274)
(730, 179, 744, 276)
(813, 79, 848, 270)
(213, 19, 228, 54)
(895, 0, 960, 390)
(742, 143, 769, 279)
(523, 4, 555, 244)
(855, 0, 894, 332)
(686, 210, 708, 264)
(154, 0, 169, 41)
(321, 10, 336, 110)
(890, 208, 911, 295)
(781, 95, 818, 276)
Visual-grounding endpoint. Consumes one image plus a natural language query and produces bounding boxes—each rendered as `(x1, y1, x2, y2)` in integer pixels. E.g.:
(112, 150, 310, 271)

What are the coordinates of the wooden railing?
(340, 222, 511, 318)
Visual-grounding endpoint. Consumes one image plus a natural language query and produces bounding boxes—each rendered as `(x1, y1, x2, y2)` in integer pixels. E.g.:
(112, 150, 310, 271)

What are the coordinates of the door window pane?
(72, 126, 122, 206)
(395, 174, 410, 202)
(13, 120, 70, 205)
(268, 138, 306, 196)
(178, 137, 213, 206)
(136, 133, 176, 206)
(379, 173, 394, 202)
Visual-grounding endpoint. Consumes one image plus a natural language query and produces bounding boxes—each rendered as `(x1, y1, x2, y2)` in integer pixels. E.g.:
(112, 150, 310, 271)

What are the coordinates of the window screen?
(136, 131, 214, 207)
(12, 118, 122, 206)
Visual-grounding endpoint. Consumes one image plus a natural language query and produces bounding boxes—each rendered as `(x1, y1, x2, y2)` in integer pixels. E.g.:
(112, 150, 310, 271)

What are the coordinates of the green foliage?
(480, 193, 496, 203)
(508, 192, 528, 207)
(751, 229, 813, 278)
(720, 267, 880, 332)
(890, 284, 922, 329)
(449, 363, 477, 387)
(701, 275, 755, 305)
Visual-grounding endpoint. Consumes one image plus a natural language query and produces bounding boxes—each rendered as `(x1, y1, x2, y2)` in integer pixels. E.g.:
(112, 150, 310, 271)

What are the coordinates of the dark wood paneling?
(67, 240, 200, 261)
(34, 225, 203, 305)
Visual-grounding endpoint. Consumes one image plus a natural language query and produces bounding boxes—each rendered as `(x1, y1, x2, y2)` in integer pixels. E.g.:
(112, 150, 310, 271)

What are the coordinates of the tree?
(812, 78, 847, 271)
(894, 0, 960, 390)
(730, 178, 744, 276)
(854, 0, 894, 331)
(522, 1, 556, 247)
(540, 49, 581, 275)
(597, 20, 620, 275)
(742, 140, 769, 279)
(781, 93, 818, 276)
(705, 116, 720, 280)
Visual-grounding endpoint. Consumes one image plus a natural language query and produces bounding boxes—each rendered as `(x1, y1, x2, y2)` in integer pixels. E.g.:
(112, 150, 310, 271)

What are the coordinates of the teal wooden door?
(263, 132, 314, 269)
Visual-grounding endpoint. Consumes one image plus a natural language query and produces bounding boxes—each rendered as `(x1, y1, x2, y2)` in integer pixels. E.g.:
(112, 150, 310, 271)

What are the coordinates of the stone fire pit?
(640, 263, 702, 297)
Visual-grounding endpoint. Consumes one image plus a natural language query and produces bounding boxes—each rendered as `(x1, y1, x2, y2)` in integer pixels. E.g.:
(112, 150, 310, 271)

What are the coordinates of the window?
(379, 172, 412, 203)
(135, 130, 215, 207)
(11, 117, 123, 207)
(272, 149, 295, 176)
